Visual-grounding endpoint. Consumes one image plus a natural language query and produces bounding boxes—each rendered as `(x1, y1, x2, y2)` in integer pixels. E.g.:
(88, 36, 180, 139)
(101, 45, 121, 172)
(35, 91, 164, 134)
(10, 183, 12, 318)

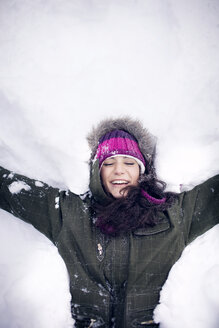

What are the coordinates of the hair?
(90, 160, 178, 236)
(88, 116, 177, 236)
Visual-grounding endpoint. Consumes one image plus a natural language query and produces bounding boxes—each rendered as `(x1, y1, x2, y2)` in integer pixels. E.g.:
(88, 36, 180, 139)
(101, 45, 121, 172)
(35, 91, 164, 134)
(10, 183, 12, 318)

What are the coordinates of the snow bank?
(0, 209, 74, 328)
(154, 224, 219, 328)
(0, 0, 219, 327)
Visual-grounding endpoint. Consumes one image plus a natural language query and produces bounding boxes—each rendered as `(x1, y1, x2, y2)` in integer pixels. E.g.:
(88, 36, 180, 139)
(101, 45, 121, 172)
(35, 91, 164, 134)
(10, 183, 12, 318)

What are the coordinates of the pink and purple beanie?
(95, 129, 146, 173)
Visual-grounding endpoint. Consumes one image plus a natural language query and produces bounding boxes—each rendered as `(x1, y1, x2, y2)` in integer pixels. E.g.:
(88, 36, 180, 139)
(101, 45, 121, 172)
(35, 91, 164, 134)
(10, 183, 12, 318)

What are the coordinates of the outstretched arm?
(0, 166, 63, 243)
(181, 175, 219, 244)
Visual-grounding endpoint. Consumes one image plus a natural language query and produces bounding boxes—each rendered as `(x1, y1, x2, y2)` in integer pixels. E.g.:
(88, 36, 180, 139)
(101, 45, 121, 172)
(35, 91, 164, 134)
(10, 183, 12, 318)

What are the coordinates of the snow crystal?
(79, 193, 87, 201)
(81, 288, 89, 293)
(55, 197, 60, 209)
(8, 172, 15, 179)
(102, 145, 109, 152)
(79, 190, 92, 201)
(73, 304, 79, 308)
(8, 181, 31, 194)
(98, 290, 106, 297)
(35, 181, 44, 187)
(65, 190, 69, 196)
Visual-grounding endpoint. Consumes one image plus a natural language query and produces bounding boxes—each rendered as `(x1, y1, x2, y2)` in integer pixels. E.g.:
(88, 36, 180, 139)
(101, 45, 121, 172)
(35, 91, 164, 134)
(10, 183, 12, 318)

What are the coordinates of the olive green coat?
(0, 163, 219, 327)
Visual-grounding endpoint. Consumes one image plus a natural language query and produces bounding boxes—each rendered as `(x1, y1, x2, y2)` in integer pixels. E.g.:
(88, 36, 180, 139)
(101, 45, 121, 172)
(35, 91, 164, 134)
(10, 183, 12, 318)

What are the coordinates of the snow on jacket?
(0, 163, 219, 328)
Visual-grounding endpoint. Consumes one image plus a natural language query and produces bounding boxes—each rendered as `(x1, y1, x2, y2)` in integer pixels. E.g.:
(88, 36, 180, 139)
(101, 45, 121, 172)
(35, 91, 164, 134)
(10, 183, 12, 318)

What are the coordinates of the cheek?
(132, 168, 140, 184)
(134, 175, 139, 185)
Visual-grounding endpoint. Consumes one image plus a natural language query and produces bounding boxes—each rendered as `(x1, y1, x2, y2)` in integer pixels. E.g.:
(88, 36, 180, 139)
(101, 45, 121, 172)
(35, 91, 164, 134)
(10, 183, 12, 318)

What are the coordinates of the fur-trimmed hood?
(87, 116, 157, 166)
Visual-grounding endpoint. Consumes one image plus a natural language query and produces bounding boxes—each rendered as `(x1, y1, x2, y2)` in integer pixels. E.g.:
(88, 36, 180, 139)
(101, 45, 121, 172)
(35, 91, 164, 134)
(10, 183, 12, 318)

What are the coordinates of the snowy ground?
(0, 1, 219, 327)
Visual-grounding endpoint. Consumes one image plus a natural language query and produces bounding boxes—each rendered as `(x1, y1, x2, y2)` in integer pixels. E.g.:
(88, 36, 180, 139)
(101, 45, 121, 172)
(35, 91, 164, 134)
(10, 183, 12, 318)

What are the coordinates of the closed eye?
(103, 163, 113, 166)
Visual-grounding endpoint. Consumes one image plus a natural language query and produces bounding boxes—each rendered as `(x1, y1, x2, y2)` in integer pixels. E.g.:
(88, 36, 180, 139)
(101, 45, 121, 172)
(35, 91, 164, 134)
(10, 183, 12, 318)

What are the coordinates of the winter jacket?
(0, 163, 219, 328)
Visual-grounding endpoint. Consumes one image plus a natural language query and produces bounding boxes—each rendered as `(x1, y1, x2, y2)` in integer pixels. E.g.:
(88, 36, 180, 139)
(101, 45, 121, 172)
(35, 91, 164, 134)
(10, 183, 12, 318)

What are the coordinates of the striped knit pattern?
(96, 130, 146, 173)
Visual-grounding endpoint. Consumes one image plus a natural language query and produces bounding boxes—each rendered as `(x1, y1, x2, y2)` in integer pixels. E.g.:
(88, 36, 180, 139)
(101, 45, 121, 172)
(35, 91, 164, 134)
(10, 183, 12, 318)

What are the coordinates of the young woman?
(0, 117, 218, 327)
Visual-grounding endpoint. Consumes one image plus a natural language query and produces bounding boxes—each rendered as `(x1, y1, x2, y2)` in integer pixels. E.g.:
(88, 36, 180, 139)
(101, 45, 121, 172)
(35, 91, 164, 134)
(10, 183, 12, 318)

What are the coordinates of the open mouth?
(111, 180, 129, 185)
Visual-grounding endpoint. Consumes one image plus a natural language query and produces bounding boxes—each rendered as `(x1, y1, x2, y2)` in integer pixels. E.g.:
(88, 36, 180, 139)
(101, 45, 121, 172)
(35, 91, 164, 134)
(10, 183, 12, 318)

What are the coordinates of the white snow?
(154, 224, 219, 328)
(0, 1, 219, 327)
(8, 181, 31, 194)
(8, 173, 15, 179)
(55, 196, 60, 209)
(35, 181, 44, 187)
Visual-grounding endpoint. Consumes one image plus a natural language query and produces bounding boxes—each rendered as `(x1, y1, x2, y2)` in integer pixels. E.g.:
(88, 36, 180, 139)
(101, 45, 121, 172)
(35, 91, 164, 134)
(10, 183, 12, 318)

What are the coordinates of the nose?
(114, 162, 125, 175)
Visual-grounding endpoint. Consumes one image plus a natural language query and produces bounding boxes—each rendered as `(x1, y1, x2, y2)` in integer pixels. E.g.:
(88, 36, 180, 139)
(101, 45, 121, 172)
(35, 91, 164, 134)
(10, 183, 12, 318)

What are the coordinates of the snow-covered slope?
(0, 1, 219, 327)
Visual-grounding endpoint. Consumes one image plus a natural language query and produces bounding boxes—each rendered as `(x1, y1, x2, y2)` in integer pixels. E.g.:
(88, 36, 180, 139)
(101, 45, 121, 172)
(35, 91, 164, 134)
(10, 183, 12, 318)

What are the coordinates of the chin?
(112, 190, 126, 199)
(113, 194, 123, 199)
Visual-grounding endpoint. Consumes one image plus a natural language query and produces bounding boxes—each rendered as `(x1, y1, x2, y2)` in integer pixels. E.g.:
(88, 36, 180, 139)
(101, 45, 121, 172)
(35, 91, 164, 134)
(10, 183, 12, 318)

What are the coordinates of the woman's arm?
(181, 175, 219, 244)
(0, 166, 63, 243)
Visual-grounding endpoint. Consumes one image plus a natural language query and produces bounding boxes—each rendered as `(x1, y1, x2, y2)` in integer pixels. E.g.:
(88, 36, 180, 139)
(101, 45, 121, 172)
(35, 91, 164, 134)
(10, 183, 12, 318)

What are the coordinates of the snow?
(35, 181, 44, 187)
(0, 0, 219, 327)
(154, 225, 219, 328)
(8, 181, 31, 194)
(55, 196, 60, 209)
(0, 210, 73, 328)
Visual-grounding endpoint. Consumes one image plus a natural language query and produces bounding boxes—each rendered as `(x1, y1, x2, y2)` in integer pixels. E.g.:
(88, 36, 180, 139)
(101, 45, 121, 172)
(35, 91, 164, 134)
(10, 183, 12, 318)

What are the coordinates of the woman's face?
(100, 156, 140, 198)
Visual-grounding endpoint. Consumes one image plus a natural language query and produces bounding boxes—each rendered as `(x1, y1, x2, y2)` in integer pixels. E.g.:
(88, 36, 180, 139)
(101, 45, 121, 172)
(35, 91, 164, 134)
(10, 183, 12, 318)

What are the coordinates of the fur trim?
(87, 116, 157, 164)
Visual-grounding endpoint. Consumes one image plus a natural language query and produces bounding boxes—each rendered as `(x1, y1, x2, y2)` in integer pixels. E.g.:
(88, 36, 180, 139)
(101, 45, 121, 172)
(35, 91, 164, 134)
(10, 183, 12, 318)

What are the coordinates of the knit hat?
(95, 129, 146, 173)
(87, 116, 157, 176)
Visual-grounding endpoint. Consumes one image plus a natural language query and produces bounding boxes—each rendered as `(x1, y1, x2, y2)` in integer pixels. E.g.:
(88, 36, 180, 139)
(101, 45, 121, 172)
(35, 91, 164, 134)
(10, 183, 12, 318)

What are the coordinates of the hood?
(87, 116, 157, 204)
(87, 116, 157, 166)
(89, 159, 112, 206)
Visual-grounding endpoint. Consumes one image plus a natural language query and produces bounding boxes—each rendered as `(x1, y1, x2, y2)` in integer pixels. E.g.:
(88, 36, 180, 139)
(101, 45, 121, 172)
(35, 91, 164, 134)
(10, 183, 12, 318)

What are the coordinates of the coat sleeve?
(181, 175, 219, 244)
(0, 166, 63, 243)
